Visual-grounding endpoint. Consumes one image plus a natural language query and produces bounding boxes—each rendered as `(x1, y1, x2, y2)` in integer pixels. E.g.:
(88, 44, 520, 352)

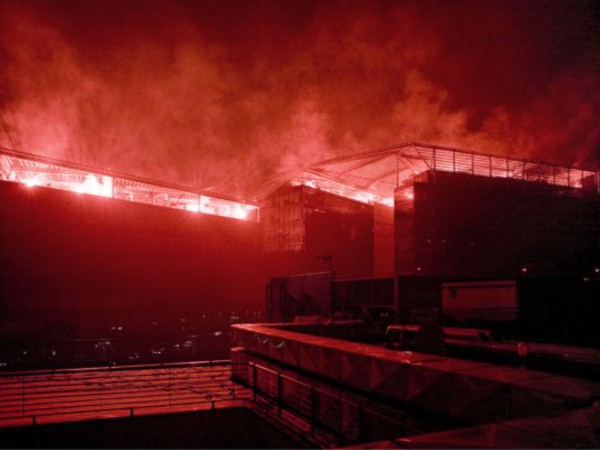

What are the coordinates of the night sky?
(0, 0, 598, 195)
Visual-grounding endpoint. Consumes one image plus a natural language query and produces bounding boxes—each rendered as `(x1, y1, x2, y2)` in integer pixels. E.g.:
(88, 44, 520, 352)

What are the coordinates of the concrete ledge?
(232, 323, 600, 424)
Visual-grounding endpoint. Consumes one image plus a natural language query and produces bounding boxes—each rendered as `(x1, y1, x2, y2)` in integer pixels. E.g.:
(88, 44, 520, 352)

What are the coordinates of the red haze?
(0, 0, 599, 196)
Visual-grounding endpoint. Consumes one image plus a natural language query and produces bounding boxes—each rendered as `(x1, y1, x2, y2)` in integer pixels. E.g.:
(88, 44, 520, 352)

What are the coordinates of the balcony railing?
(234, 360, 426, 446)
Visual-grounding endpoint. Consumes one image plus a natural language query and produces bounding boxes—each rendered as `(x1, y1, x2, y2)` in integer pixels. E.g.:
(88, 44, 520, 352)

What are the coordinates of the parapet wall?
(231, 323, 600, 425)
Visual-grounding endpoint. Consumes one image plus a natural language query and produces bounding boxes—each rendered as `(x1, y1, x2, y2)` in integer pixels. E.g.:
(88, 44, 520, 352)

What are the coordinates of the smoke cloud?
(1, 0, 599, 196)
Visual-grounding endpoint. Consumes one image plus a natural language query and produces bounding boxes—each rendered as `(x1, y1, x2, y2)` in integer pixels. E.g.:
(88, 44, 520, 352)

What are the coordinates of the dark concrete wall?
(0, 408, 301, 448)
(396, 171, 600, 279)
(261, 185, 375, 279)
(0, 181, 264, 341)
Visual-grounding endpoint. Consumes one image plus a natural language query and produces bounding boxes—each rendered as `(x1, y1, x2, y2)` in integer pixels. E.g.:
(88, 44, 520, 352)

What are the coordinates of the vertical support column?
(396, 152, 400, 188)
(452, 150, 456, 173)
(21, 376, 25, 416)
(394, 275, 400, 323)
(277, 373, 282, 417)
(357, 406, 365, 443)
(310, 386, 319, 435)
(252, 363, 257, 402)
(168, 367, 172, 406)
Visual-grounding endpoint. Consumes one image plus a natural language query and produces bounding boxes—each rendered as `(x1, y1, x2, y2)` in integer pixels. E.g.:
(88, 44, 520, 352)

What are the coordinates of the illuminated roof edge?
(0, 146, 257, 206)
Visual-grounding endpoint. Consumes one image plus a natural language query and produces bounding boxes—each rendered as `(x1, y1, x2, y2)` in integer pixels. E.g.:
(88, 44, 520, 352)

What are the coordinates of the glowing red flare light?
(0, 149, 258, 221)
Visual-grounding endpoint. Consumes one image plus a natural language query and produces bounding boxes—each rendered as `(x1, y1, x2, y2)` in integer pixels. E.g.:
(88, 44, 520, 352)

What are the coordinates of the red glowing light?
(294, 175, 393, 207)
(23, 176, 41, 188)
(517, 342, 528, 358)
(231, 205, 250, 220)
(185, 203, 200, 213)
(80, 174, 113, 197)
(183, 198, 256, 220)
(2, 150, 258, 222)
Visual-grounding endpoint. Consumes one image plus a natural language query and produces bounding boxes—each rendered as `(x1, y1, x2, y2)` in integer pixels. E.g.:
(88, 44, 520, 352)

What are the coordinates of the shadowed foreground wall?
(396, 171, 600, 278)
(0, 408, 300, 448)
(0, 181, 264, 340)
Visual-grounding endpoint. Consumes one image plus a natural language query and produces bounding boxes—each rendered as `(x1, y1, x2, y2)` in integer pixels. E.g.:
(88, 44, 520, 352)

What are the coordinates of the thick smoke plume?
(1, 0, 599, 196)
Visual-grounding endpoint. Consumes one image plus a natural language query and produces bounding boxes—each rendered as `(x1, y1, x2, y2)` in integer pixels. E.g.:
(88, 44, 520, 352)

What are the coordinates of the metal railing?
(235, 361, 423, 446)
(0, 360, 251, 428)
(413, 145, 597, 190)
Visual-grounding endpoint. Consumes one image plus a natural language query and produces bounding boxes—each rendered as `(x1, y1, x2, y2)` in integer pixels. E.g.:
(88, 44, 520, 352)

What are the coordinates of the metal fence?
(0, 360, 250, 427)
(235, 360, 422, 445)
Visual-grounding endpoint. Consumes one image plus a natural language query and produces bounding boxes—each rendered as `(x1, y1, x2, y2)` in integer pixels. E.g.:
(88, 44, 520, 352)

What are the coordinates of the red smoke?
(0, 0, 599, 196)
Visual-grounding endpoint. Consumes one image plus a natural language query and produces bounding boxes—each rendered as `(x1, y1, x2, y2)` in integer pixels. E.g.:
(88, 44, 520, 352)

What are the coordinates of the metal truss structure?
(0, 147, 259, 221)
(2, 142, 597, 216)
(294, 142, 599, 206)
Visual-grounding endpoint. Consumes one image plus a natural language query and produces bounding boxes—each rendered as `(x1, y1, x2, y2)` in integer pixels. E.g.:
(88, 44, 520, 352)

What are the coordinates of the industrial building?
(1, 143, 599, 354)
(1, 143, 599, 448)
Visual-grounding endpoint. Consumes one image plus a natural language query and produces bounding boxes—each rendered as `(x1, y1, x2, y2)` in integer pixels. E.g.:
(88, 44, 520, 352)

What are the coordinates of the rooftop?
(292, 142, 599, 206)
(2, 143, 598, 213)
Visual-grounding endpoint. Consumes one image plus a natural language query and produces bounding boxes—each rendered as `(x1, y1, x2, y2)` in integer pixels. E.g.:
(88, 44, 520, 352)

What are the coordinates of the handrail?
(237, 360, 423, 445)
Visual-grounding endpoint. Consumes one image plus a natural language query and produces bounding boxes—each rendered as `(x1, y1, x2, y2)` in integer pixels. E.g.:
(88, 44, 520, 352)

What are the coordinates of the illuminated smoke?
(0, 0, 598, 197)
